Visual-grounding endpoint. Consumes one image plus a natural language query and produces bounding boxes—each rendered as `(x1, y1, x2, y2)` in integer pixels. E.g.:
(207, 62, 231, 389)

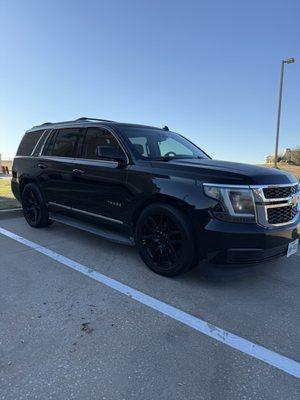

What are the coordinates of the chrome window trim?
(30, 130, 47, 156)
(39, 129, 54, 156)
(13, 155, 119, 168)
(39, 156, 77, 163)
(48, 202, 123, 224)
(14, 155, 39, 159)
(38, 155, 119, 167)
(70, 158, 119, 168)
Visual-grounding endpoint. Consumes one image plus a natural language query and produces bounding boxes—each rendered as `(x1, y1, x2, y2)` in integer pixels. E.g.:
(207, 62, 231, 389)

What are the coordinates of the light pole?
(274, 57, 295, 168)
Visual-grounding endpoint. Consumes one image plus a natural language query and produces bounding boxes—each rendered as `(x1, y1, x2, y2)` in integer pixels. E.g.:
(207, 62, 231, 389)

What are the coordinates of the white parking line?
(0, 226, 299, 379)
(0, 208, 22, 213)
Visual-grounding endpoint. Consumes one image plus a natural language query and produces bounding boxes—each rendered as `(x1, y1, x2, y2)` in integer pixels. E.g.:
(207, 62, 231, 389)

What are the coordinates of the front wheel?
(135, 203, 197, 276)
(22, 183, 52, 228)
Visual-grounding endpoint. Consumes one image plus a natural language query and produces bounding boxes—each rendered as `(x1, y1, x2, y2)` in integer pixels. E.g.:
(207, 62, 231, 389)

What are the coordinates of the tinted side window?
(16, 130, 44, 156)
(44, 128, 83, 157)
(82, 128, 123, 159)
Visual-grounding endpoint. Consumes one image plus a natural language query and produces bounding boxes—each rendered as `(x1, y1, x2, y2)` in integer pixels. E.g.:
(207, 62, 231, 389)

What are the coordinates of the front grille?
(263, 185, 298, 199)
(267, 205, 298, 225)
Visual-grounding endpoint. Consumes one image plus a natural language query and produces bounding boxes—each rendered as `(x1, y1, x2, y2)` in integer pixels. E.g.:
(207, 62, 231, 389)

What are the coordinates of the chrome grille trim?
(250, 183, 299, 227)
(263, 185, 297, 200)
(250, 183, 299, 203)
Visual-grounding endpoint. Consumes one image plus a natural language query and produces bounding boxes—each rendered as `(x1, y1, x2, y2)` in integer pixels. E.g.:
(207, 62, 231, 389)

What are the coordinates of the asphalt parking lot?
(0, 212, 299, 400)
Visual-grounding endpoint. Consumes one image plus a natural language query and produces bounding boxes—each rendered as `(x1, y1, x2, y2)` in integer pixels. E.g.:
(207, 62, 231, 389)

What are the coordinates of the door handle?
(72, 168, 85, 175)
(37, 163, 47, 169)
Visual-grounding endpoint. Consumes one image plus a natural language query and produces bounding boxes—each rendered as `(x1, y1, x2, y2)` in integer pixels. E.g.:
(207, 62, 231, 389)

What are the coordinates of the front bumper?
(200, 216, 300, 266)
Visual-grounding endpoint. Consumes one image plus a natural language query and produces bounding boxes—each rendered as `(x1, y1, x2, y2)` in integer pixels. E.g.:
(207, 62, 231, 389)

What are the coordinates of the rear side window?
(43, 128, 83, 157)
(16, 130, 44, 156)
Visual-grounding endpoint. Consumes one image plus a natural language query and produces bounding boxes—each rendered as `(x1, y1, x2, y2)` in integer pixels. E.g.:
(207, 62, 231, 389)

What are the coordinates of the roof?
(29, 117, 164, 132)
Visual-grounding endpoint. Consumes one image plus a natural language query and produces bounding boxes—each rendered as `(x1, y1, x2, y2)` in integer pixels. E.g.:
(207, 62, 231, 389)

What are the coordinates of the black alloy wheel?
(136, 203, 197, 276)
(22, 183, 52, 228)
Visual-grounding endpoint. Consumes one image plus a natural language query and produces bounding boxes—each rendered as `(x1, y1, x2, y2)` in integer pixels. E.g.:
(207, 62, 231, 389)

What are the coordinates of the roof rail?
(31, 117, 115, 129)
(75, 117, 114, 123)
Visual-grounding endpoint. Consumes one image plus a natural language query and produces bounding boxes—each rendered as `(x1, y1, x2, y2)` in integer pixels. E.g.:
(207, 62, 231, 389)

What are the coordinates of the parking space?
(1, 214, 299, 399)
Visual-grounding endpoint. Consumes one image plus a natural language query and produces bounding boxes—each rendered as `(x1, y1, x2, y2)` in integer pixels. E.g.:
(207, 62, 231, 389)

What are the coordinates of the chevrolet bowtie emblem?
(289, 193, 300, 207)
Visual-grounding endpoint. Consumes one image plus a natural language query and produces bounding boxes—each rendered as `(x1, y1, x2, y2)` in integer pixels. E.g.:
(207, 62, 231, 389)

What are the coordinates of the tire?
(21, 183, 52, 228)
(135, 203, 197, 277)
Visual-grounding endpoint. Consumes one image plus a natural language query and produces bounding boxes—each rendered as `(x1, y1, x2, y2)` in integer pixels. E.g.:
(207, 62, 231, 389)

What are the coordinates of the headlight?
(203, 184, 256, 222)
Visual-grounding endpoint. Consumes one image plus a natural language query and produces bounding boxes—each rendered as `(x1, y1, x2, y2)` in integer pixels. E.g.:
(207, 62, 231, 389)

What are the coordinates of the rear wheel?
(135, 203, 197, 276)
(22, 183, 52, 228)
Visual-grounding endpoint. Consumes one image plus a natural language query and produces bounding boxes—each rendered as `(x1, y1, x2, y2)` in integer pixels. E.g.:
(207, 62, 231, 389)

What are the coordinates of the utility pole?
(274, 58, 295, 168)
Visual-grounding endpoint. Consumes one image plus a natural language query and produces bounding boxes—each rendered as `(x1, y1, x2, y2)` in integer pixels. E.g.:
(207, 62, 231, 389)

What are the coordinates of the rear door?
(69, 126, 130, 222)
(38, 127, 84, 207)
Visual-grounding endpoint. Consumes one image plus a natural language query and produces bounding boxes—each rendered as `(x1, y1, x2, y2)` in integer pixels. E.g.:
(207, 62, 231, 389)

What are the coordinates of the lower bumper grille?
(267, 205, 298, 225)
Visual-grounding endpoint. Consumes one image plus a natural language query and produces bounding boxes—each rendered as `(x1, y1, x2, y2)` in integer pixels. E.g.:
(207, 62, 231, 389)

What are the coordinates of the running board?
(49, 213, 135, 246)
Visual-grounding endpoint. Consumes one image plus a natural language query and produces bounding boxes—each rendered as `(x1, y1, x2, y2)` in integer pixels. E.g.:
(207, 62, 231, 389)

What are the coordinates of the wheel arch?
(19, 177, 42, 198)
(131, 194, 194, 228)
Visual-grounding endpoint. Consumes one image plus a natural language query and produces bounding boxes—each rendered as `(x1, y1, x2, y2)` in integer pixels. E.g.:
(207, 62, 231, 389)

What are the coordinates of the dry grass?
(0, 178, 20, 209)
(262, 164, 300, 180)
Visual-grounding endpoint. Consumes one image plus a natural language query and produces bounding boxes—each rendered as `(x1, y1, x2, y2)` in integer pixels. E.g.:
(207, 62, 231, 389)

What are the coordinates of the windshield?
(119, 127, 210, 160)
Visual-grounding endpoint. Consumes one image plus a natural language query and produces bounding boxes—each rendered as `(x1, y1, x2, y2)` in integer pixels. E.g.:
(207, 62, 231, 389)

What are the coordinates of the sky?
(0, 0, 299, 163)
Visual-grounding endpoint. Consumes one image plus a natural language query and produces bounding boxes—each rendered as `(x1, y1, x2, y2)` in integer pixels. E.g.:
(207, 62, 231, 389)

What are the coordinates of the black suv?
(12, 117, 300, 276)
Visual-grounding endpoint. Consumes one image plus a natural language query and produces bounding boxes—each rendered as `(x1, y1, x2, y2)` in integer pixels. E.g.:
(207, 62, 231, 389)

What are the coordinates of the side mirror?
(96, 146, 127, 167)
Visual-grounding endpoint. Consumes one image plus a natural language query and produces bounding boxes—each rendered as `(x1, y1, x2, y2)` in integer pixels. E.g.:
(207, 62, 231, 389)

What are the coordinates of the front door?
(69, 127, 130, 223)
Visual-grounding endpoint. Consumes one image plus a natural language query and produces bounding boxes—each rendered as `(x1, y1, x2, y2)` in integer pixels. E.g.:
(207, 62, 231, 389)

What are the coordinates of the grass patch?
(0, 178, 20, 210)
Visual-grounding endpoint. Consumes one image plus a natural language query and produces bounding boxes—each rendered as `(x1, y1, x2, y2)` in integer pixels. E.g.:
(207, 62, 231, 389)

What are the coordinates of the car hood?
(155, 158, 298, 186)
